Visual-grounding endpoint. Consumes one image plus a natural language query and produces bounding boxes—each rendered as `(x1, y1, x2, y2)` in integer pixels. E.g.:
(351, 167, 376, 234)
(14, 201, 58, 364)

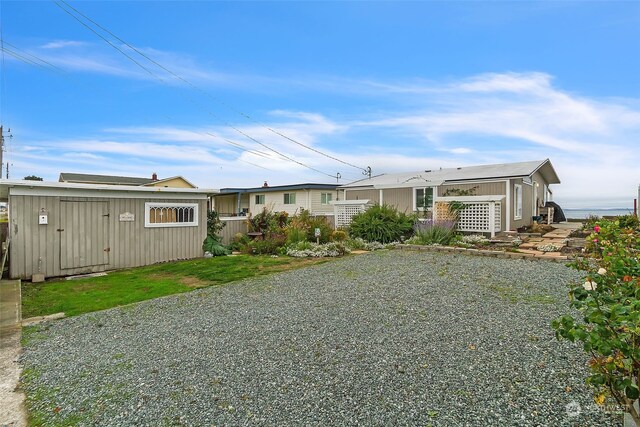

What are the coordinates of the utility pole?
(0, 126, 4, 179)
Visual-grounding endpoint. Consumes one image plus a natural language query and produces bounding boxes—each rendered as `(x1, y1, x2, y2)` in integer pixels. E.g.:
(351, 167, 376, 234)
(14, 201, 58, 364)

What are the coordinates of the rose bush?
(552, 218, 640, 425)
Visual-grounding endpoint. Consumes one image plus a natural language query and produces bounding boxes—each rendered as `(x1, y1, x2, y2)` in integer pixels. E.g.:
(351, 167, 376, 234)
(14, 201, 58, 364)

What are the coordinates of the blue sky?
(1, 1, 639, 208)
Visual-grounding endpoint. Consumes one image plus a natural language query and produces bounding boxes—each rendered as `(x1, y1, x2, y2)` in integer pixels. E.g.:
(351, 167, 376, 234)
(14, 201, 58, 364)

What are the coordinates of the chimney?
(152, 173, 158, 181)
(263, 181, 269, 188)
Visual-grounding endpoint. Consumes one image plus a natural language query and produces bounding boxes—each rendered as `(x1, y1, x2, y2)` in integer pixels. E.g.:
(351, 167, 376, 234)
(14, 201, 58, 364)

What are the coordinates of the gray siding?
(438, 181, 506, 197)
(9, 195, 207, 279)
(219, 218, 248, 245)
(344, 189, 380, 203)
(381, 188, 412, 212)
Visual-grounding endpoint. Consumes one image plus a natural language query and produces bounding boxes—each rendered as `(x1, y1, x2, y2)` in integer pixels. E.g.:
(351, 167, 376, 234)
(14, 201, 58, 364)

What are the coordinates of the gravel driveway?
(20, 250, 620, 426)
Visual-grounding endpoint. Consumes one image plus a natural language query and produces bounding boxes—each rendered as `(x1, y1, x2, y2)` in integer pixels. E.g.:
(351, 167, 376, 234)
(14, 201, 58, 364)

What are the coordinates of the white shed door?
(60, 201, 110, 269)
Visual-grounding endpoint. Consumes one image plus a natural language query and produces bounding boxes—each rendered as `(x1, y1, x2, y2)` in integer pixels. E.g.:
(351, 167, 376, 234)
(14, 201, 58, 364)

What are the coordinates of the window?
(255, 194, 265, 205)
(415, 188, 434, 210)
(321, 192, 333, 205)
(284, 193, 296, 205)
(514, 184, 523, 220)
(145, 202, 198, 227)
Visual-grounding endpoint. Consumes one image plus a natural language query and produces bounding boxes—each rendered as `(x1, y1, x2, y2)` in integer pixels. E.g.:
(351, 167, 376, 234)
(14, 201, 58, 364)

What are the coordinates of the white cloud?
(7, 71, 640, 208)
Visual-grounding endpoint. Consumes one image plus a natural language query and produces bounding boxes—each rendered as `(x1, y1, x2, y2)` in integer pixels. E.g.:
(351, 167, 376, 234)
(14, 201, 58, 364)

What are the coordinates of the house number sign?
(119, 212, 135, 222)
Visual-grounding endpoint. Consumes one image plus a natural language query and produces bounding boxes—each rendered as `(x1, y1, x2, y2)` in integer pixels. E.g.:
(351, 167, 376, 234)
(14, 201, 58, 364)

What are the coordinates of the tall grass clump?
(407, 219, 458, 245)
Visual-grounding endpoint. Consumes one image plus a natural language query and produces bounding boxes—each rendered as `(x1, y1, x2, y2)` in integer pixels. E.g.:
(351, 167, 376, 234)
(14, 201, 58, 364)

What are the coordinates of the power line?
(54, 0, 338, 180)
(55, 0, 365, 177)
(2, 41, 65, 72)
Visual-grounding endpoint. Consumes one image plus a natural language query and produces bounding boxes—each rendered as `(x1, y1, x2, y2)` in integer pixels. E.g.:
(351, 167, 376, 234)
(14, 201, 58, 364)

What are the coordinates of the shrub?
(202, 210, 229, 256)
(248, 208, 288, 236)
(345, 238, 397, 251)
(617, 214, 639, 230)
(203, 235, 231, 256)
(407, 220, 457, 245)
(242, 235, 287, 255)
(286, 241, 350, 258)
(285, 209, 332, 244)
(348, 204, 416, 243)
(552, 219, 640, 424)
(331, 230, 348, 242)
(460, 234, 489, 245)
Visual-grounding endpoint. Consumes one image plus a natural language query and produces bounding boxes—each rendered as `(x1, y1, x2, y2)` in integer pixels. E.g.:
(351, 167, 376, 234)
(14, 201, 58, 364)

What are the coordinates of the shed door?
(60, 201, 110, 269)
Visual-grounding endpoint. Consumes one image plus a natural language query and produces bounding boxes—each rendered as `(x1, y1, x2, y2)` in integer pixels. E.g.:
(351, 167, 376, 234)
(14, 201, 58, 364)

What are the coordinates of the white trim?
(379, 189, 384, 204)
(514, 184, 523, 220)
(505, 180, 510, 231)
(436, 195, 505, 202)
(9, 186, 209, 200)
(145, 202, 199, 228)
(414, 187, 435, 211)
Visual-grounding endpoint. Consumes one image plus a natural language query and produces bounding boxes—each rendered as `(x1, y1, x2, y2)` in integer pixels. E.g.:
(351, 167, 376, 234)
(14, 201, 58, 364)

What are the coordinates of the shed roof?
(218, 183, 339, 194)
(340, 159, 560, 189)
(0, 180, 218, 200)
(59, 172, 155, 186)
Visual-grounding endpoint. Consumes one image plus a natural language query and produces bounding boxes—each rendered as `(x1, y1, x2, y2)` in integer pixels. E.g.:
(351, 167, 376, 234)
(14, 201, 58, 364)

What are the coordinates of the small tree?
(23, 175, 43, 181)
(552, 219, 640, 426)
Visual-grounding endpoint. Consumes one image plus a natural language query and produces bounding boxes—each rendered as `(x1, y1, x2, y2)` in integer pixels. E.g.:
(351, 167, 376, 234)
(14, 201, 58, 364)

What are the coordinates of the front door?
(60, 201, 110, 269)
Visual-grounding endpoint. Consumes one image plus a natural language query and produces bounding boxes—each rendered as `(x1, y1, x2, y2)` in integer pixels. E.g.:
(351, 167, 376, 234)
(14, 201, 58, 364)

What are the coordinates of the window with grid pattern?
(145, 202, 198, 227)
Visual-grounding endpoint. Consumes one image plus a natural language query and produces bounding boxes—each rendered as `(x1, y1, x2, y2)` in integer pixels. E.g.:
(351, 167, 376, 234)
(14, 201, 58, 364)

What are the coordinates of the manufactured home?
(0, 180, 217, 280)
(337, 159, 561, 235)
(214, 183, 339, 217)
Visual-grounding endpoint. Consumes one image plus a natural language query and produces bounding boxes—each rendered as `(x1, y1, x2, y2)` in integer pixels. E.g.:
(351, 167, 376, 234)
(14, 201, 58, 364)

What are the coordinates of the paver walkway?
(0, 279, 27, 427)
(518, 228, 573, 257)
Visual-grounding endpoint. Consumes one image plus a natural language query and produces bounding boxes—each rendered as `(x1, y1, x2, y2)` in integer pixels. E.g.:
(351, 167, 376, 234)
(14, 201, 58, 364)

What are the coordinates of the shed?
(0, 180, 218, 280)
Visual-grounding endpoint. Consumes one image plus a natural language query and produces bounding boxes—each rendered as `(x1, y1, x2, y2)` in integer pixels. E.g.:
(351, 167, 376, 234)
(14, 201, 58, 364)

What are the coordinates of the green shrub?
(202, 210, 229, 256)
(348, 204, 416, 243)
(285, 209, 332, 244)
(203, 235, 231, 256)
(242, 235, 286, 255)
(617, 214, 639, 230)
(552, 219, 640, 422)
(331, 230, 348, 242)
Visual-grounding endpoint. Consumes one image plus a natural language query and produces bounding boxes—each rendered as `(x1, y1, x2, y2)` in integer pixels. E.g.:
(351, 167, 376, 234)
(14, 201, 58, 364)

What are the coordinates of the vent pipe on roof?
(152, 173, 158, 181)
(263, 181, 269, 188)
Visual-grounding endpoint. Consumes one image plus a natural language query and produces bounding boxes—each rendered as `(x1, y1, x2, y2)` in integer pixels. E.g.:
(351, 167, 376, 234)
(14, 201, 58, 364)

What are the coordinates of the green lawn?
(21, 255, 330, 318)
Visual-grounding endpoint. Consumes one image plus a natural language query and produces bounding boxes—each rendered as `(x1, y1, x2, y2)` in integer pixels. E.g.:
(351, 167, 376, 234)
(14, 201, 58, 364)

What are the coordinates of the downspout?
(237, 192, 242, 215)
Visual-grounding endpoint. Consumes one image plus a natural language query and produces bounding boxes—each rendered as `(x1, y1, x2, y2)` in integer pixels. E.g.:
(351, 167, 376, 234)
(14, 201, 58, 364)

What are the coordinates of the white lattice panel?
(457, 203, 491, 232)
(493, 203, 501, 231)
(334, 203, 368, 228)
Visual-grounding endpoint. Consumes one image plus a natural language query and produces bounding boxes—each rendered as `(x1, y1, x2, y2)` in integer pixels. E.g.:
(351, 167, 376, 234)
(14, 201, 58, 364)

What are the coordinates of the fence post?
(489, 201, 496, 238)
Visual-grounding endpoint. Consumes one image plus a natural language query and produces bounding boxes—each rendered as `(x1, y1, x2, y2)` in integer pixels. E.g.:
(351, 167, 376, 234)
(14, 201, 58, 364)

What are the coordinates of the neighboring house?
(338, 159, 560, 233)
(214, 183, 339, 217)
(0, 180, 218, 280)
(59, 172, 197, 188)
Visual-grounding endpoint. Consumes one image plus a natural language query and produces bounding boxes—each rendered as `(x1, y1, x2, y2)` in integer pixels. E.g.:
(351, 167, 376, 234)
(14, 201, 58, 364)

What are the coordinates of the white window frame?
(255, 194, 265, 205)
(414, 187, 434, 211)
(145, 202, 199, 228)
(284, 193, 296, 205)
(320, 192, 333, 205)
(514, 184, 523, 220)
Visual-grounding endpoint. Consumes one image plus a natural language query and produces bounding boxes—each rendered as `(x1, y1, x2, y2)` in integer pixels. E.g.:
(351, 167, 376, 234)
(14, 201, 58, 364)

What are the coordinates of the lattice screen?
(335, 203, 368, 228)
(436, 201, 501, 233)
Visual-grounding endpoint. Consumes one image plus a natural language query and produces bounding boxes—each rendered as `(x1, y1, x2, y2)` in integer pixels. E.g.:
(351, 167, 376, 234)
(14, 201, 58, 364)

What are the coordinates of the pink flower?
(593, 239, 598, 243)
(594, 225, 601, 233)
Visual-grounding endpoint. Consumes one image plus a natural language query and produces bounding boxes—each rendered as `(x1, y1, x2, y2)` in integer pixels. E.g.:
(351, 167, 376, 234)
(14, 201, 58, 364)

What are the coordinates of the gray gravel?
(20, 250, 621, 426)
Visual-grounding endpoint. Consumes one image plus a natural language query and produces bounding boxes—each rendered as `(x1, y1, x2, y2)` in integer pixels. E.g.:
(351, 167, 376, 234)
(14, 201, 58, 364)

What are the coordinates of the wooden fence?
(220, 217, 248, 244)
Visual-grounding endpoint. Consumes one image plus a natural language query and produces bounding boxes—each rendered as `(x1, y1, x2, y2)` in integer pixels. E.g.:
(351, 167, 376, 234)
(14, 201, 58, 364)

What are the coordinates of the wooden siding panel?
(381, 188, 413, 212)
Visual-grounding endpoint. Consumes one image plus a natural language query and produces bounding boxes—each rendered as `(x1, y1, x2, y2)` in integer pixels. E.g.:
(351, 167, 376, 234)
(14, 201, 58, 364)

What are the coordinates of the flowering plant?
(552, 219, 640, 425)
